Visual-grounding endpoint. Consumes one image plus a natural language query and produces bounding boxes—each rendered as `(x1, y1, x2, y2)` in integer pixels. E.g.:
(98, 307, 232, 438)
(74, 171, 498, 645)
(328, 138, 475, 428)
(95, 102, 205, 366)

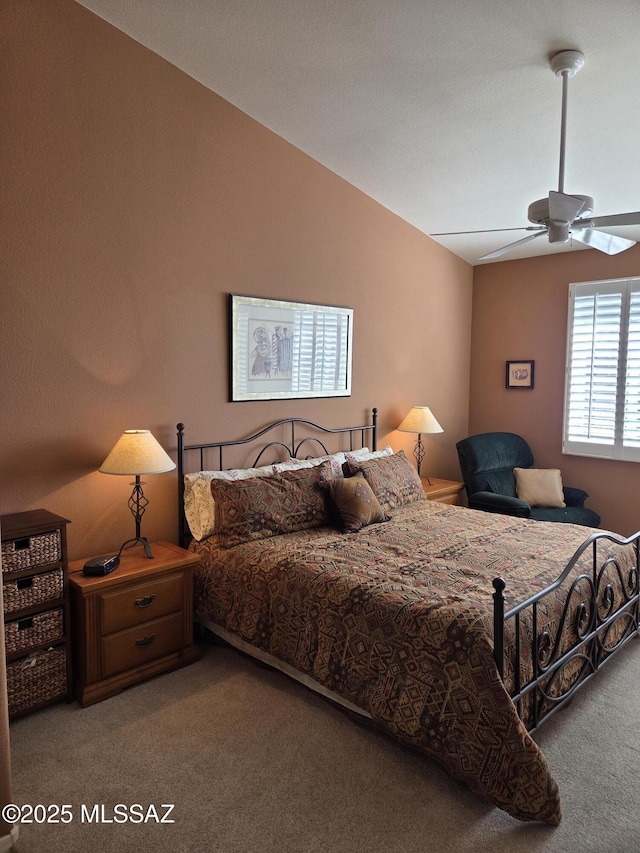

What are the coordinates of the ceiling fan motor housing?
(528, 195, 594, 226)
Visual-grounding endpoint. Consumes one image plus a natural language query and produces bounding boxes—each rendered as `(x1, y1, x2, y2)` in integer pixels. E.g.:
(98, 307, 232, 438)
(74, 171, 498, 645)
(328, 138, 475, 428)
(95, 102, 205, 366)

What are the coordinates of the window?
(563, 276, 640, 462)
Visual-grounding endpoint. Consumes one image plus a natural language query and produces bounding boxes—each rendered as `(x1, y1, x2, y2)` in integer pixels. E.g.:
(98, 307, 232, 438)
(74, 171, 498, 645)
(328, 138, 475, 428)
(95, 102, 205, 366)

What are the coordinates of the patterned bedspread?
(191, 501, 636, 824)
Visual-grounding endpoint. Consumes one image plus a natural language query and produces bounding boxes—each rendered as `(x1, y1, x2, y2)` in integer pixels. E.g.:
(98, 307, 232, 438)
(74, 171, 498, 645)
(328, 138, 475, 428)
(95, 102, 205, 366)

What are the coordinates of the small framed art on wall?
(506, 360, 534, 389)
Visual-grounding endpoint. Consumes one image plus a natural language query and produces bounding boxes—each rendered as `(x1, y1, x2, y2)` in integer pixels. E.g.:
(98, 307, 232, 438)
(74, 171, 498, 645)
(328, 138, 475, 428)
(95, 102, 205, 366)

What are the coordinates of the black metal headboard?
(177, 408, 378, 548)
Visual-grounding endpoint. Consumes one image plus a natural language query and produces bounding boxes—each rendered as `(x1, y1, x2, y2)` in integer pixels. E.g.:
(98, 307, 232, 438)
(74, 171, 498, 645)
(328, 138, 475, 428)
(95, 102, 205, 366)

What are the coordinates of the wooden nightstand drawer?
(101, 572, 183, 635)
(102, 611, 184, 679)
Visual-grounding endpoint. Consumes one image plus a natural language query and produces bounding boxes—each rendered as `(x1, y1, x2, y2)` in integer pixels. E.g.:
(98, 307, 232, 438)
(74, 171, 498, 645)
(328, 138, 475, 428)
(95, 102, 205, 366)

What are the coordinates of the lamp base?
(118, 537, 154, 559)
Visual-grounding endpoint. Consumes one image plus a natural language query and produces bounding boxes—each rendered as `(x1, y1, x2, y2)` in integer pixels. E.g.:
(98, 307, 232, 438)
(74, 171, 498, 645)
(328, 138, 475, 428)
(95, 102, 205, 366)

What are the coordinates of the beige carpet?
(7, 637, 640, 853)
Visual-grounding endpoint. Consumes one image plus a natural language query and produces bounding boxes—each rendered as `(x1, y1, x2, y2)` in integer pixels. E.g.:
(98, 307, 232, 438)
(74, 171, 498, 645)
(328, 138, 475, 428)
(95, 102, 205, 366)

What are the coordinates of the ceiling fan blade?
(479, 231, 547, 261)
(430, 226, 537, 236)
(588, 211, 640, 228)
(548, 190, 585, 223)
(570, 227, 636, 255)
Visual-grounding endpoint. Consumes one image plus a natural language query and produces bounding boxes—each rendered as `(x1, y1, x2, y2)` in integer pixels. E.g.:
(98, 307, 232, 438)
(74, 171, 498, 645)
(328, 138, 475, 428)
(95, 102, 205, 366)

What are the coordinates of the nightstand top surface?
(68, 540, 199, 591)
(421, 477, 464, 488)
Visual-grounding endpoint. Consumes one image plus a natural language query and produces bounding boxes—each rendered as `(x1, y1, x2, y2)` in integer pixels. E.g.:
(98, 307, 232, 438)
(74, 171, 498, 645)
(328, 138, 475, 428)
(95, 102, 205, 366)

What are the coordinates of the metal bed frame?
(493, 529, 640, 732)
(177, 408, 639, 733)
(177, 409, 377, 551)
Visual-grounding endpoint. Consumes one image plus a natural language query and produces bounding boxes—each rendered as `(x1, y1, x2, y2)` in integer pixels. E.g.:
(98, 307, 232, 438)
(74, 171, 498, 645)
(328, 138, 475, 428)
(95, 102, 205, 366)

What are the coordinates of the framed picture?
(229, 294, 353, 401)
(506, 360, 535, 389)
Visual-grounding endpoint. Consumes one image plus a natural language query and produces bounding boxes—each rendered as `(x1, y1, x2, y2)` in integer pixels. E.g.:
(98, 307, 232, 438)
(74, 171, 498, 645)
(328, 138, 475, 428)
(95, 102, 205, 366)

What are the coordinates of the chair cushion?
(530, 506, 601, 528)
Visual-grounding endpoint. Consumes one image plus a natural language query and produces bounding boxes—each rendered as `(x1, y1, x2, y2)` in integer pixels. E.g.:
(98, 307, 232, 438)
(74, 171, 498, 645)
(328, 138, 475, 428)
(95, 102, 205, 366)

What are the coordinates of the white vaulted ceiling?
(75, 0, 640, 264)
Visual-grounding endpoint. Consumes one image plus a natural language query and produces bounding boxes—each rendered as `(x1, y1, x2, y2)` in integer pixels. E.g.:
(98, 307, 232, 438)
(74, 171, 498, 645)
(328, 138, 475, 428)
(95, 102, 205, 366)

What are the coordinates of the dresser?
(1, 509, 72, 719)
(68, 541, 200, 706)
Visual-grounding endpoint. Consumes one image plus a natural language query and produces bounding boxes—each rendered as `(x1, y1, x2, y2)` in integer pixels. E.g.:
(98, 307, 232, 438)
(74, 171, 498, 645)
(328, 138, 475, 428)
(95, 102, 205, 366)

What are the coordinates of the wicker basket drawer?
(5, 608, 64, 655)
(7, 647, 67, 718)
(3, 568, 64, 616)
(2, 530, 62, 575)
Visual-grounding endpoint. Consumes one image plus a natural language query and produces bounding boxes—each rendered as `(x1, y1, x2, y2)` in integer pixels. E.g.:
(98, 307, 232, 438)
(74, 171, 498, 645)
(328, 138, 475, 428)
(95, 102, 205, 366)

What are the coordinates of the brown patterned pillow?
(348, 450, 426, 513)
(211, 461, 333, 548)
(322, 472, 389, 532)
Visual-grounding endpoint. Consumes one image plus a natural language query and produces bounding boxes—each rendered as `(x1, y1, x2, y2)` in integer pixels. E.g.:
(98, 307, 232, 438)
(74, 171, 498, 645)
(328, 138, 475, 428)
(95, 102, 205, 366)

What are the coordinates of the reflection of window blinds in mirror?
(292, 311, 347, 392)
(237, 314, 249, 390)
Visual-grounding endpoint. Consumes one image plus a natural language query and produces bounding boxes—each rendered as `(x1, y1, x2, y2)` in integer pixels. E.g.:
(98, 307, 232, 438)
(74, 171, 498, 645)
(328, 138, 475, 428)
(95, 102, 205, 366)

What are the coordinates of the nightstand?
(68, 541, 201, 707)
(421, 478, 465, 506)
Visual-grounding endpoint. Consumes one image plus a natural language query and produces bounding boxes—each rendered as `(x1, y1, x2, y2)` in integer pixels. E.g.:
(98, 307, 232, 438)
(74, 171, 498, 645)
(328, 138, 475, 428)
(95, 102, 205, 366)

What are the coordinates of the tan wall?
(0, 573, 14, 842)
(471, 245, 640, 536)
(0, 0, 473, 560)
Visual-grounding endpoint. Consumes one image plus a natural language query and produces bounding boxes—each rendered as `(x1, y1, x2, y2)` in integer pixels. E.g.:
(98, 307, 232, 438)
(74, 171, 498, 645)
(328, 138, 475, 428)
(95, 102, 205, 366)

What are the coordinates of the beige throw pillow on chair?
(514, 467, 566, 508)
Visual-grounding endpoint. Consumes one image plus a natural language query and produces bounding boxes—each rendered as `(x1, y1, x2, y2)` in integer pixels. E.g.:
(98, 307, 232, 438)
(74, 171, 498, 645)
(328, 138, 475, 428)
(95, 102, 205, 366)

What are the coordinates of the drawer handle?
(17, 577, 34, 590)
(135, 633, 156, 648)
(135, 594, 156, 609)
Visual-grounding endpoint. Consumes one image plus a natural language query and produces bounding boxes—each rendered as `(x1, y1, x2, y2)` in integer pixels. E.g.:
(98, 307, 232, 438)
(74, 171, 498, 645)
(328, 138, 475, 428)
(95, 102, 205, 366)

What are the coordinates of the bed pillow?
(344, 445, 393, 465)
(348, 450, 425, 513)
(514, 467, 565, 508)
(184, 464, 276, 541)
(211, 461, 334, 548)
(321, 472, 389, 532)
(273, 451, 347, 478)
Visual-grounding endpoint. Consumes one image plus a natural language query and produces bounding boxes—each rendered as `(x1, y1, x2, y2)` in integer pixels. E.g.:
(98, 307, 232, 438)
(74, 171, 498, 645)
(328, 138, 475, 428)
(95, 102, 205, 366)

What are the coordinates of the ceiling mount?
(431, 49, 640, 260)
(549, 49, 585, 78)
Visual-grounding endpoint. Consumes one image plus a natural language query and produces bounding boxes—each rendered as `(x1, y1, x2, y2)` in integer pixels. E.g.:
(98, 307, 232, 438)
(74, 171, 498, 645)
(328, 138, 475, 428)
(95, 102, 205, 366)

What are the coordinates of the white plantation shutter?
(623, 290, 640, 448)
(563, 277, 640, 461)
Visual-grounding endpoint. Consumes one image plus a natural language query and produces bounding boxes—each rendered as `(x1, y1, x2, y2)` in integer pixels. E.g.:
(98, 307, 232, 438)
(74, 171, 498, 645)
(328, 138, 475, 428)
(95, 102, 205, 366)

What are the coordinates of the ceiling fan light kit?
(432, 49, 640, 261)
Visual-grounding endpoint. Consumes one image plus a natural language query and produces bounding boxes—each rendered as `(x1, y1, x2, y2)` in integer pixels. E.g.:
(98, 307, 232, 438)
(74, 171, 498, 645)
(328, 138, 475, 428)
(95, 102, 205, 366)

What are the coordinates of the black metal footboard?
(493, 530, 640, 732)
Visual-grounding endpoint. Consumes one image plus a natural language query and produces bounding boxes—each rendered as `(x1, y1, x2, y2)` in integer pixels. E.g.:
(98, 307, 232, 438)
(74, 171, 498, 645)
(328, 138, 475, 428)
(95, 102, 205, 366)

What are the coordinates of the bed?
(177, 410, 640, 825)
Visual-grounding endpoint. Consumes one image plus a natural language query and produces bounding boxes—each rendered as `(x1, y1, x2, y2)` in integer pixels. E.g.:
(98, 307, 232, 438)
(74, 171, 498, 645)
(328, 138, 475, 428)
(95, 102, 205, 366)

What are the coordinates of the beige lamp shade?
(397, 406, 443, 483)
(99, 430, 175, 476)
(397, 406, 443, 435)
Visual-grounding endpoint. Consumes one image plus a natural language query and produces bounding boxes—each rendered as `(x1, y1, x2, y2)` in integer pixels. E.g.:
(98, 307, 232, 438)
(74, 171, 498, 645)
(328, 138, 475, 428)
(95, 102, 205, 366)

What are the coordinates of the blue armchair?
(456, 432, 600, 527)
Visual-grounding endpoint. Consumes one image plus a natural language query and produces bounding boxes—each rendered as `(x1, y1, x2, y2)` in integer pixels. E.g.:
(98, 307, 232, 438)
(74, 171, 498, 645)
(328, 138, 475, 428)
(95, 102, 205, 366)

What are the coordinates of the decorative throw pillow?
(514, 467, 565, 508)
(183, 464, 277, 541)
(321, 472, 388, 532)
(348, 450, 426, 513)
(211, 461, 333, 548)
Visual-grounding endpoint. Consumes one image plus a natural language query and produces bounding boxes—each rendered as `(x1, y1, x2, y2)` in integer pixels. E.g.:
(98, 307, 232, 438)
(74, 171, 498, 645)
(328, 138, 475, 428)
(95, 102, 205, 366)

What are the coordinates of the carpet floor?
(7, 637, 640, 853)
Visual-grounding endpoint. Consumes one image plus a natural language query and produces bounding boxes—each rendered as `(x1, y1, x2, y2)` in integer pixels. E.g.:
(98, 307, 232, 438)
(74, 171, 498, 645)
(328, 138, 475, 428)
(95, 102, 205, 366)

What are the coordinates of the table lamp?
(397, 406, 443, 484)
(99, 429, 176, 559)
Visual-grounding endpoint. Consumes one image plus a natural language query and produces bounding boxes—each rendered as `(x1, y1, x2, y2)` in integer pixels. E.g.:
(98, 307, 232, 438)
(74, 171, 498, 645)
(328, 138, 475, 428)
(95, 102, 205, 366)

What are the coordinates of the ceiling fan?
(432, 50, 640, 261)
